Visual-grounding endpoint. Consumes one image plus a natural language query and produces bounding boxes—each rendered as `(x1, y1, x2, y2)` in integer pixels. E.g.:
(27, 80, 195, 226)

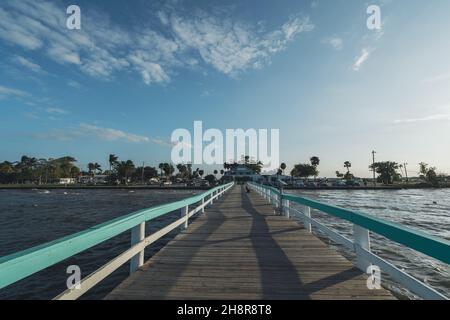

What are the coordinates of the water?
(286, 188, 450, 299)
(0, 188, 449, 299)
(0, 189, 199, 300)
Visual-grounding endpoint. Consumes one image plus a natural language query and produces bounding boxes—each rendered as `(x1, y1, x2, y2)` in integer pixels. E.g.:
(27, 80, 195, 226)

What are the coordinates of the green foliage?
(133, 166, 158, 181)
(290, 163, 318, 179)
(0, 156, 79, 184)
(369, 161, 400, 185)
(419, 162, 440, 186)
(204, 174, 216, 185)
(223, 156, 263, 174)
(310, 156, 320, 167)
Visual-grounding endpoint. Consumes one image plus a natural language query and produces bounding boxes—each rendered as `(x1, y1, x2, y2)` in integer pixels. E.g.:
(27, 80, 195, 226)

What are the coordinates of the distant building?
(58, 178, 76, 185)
(92, 175, 108, 184)
(78, 175, 108, 185)
(78, 175, 92, 184)
(223, 164, 261, 182)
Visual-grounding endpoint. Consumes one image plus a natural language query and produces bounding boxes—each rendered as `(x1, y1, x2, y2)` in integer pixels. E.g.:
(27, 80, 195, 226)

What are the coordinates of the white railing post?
(354, 225, 371, 271)
(304, 206, 312, 232)
(180, 205, 189, 230)
(201, 197, 205, 213)
(130, 222, 145, 273)
(285, 199, 290, 219)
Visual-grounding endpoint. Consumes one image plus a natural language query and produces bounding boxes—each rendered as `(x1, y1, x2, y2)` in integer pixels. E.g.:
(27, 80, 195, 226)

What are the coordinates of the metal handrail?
(0, 182, 234, 299)
(248, 182, 449, 300)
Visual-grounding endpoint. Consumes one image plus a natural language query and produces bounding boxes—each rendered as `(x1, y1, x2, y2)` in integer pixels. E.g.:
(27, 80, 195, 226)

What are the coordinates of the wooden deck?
(106, 186, 394, 300)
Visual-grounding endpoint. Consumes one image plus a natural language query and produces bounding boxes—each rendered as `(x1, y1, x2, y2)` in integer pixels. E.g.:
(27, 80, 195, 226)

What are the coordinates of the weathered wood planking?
(106, 186, 394, 300)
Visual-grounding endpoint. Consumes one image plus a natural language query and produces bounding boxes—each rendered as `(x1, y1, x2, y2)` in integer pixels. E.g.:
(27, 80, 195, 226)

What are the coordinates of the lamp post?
(372, 150, 376, 187)
(404, 162, 409, 183)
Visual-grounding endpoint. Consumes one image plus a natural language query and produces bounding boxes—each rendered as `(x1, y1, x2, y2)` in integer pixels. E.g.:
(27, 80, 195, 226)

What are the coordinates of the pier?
(106, 186, 393, 299)
(0, 182, 449, 300)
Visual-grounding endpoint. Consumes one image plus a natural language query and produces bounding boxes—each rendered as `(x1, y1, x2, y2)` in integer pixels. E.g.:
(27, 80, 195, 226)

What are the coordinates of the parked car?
(293, 181, 305, 188)
(332, 180, 347, 187)
(305, 181, 317, 187)
(346, 179, 361, 186)
(200, 180, 210, 187)
(148, 178, 160, 185)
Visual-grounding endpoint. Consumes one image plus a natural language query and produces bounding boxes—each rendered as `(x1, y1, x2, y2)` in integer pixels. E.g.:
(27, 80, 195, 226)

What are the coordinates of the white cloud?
(45, 107, 67, 115)
(322, 37, 343, 50)
(0, 85, 27, 97)
(422, 72, 450, 84)
(0, 0, 313, 83)
(77, 124, 150, 143)
(352, 48, 372, 71)
(166, 12, 313, 76)
(394, 113, 450, 124)
(128, 51, 170, 84)
(67, 80, 81, 88)
(33, 123, 150, 143)
(12, 55, 44, 73)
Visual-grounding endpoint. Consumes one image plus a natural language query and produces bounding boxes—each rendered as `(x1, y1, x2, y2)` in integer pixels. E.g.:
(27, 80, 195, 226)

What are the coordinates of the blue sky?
(1, 0, 450, 177)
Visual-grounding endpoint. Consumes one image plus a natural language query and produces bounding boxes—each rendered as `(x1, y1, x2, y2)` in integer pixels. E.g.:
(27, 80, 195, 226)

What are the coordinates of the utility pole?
(404, 162, 409, 183)
(141, 161, 145, 185)
(372, 150, 376, 187)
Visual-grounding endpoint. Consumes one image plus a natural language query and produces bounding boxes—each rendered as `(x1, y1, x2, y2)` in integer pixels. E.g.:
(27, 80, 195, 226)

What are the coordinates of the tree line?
(0, 154, 447, 186)
(0, 155, 223, 185)
(285, 156, 447, 186)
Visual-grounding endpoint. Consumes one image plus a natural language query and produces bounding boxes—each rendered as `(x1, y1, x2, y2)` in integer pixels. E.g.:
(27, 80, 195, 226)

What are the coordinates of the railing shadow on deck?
(248, 182, 450, 300)
(242, 188, 364, 299)
(242, 189, 308, 299)
(131, 199, 228, 299)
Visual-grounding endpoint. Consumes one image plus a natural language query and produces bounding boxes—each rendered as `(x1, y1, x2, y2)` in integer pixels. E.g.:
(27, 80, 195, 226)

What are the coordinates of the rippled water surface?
(0, 189, 198, 300)
(0, 188, 449, 299)
(286, 188, 450, 299)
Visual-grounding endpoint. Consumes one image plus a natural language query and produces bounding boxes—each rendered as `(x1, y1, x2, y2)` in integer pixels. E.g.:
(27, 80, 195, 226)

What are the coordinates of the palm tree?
(93, 163, 102, 174)
(158, 163, 164, 178)
(309, 157, 320, 180)
(109, 154, 118, 172)
(280, 163, 287, 175)
(399, 164, 405, 180)
(88, 163, 95, 176)
(344, 161, 352, 173)
(117, 160, 136, 184)
(310, 156, 320, 167)
(162, 163, 174, 179)
(186, 163, 192, 179)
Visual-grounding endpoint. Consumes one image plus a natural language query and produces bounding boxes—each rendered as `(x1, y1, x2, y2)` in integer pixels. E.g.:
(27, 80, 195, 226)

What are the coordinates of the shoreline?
(0, 184, 449, 190)
(0, 185, 211, 190)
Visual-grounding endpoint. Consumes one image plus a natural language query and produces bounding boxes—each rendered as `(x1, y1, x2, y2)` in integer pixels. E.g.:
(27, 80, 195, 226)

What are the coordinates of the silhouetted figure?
(245, 185, 251, 193)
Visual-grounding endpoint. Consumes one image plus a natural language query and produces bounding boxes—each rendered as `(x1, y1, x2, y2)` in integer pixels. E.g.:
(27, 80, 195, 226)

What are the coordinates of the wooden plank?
(106, 186, 395, 300)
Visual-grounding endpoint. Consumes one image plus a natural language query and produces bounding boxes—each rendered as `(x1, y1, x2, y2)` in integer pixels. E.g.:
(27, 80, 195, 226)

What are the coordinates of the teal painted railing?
(248, 182, 450, 300)
(0, 182, 234, 299)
